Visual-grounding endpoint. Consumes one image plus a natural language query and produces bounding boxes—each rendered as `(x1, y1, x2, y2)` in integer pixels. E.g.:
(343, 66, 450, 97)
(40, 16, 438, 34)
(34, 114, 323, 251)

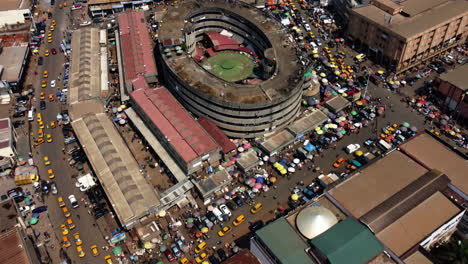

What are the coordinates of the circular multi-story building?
(155, 0, 304, 138)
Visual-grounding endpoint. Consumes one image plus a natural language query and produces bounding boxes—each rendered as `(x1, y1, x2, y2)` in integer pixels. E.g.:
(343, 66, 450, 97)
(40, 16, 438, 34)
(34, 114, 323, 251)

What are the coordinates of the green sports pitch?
(202, 52, 254, 82)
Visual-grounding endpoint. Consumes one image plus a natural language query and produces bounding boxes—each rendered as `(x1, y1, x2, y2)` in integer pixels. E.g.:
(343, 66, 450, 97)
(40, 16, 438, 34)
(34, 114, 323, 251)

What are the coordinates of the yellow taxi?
(62, 207, 71, 218)
(195, 252, 208, 263)
(104, 255, 112, 264)
(47, 32, 53, 38)
(67, 218, 76, 230)
(36, 112, 42, 121)
(62, 236, 71, 248)
(251, 203, 263, 214)
(51, 20, 56, 26)
(43, 70, 48, 78)
(217, 226, 232, 237)
(50, 121, 56, 128)
(58, 196, 66, 207)
(46, 134, 53, 143)
(48, 168, 55, 179)
(60, 224, 69, 235)
(41, 80, 47, 88)
(45, 50, 50, 56)
(40, 91, 46, 98)
(76, 245, 85, 258)
(233, 215, 245, 226)
(194, 241, 206, 254)
(48, 38, 52, 43)
(90, 245, 99, 256)
(180, 258, 190, 264)
(38, 128, 44, 138)
(50, 25, 55, 31)
(48, 94, 55, 101)
(33, 138, 44, 146)
(44, 156, 51, 166)
(73, 233, 82, 246)
(59, 3, 63, 8)
(38, 121, 45, 129)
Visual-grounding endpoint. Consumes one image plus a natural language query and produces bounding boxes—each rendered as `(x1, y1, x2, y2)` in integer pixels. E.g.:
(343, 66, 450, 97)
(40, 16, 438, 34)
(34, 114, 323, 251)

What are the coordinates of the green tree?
(431, 235, 468, 264)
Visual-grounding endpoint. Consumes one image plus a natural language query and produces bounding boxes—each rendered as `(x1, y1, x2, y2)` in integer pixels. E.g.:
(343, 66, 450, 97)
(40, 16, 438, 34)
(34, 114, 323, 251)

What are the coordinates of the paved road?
(31, 3, 110, 264)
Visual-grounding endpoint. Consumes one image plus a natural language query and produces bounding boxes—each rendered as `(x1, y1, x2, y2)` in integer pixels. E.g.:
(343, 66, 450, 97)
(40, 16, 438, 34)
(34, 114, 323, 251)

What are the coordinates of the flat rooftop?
(352, 0, 468, 39)
(0, 0, 29, 11)
(400, 133, 468, 195)
(0, 200, 18, 232)
(438, 64, 468, 90)
(328, 151, 428, 218)
(158, 0, 302, 104)
(376, 191, 460, 256)
(0, 45, 28, 82)
(72, 113, 160, 226)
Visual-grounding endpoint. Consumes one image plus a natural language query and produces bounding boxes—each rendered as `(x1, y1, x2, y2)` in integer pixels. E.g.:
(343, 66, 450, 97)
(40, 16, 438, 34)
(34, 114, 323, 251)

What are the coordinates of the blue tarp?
(304, 144, 316, 152)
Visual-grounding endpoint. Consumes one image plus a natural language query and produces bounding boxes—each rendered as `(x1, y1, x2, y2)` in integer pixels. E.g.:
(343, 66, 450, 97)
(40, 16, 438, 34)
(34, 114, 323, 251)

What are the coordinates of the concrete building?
(88, 0, 151, 17)
(130, 87, 221, 175)
(0, 118, 16, 169)
(330, 0, 369, 25)
(72, 112, 161, 228)
(432, 64, 468, 121)
(156, 0, 304, 138)
(347, 0, 468, 73)
(0, 34, 29, 93)
(69, 27, 108, 118)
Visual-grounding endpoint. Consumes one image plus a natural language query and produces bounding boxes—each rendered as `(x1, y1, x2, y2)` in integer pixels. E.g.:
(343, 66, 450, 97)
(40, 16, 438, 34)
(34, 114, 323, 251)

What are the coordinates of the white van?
(212, 207, 224, 222)
(377, 139, 393, 151)
(27, 110, 34, 121)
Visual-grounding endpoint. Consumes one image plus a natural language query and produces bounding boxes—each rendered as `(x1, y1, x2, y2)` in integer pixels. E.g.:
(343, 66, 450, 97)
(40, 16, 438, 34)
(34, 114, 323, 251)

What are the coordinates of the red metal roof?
(131, 75, 149, 90)
(206, 31, 240, 51)
(118, 11, 157, 82)
(131, 88, 219, 163)
(198, 117, 236, 154)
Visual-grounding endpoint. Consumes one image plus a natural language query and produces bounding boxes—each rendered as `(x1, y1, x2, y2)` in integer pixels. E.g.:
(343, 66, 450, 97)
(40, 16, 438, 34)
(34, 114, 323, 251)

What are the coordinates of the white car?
(219, 204, 231, 217)
(50, 80, 56, 88)
(68, 195, 79, 208)
(346, 144, 361, 154)
(72, 4, 82, 10)
(304, 23, 311, 31)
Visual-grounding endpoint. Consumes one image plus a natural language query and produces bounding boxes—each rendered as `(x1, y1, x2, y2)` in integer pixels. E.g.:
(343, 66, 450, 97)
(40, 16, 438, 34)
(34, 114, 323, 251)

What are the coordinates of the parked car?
(217, 248, 227, 261)
(226, 201, 237, 211)
(50, 182, 58, 195)
(68, 195, 79, 208)
(345, 144, 361, 154)
(219, 204, 232, 218)
(232, 196, 243, 207)
(170, 243, 181, 257)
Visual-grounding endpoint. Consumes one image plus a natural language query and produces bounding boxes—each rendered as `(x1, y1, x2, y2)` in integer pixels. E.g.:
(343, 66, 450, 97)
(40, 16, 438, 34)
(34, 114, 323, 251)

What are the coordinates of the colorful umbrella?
(254, 183, 262, 190)
(270, 177, 277, 183)
(402, 122, 410, 128)
(159, 245, 167, 252)
(291, 194, 299, 201)
(112, 246, 122, 255)
(201, 227, 209, 233)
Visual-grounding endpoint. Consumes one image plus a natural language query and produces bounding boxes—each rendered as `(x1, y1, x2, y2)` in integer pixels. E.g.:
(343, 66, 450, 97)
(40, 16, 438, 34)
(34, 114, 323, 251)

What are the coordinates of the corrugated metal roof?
(198, 117, 235, 154)
(0, 229, 30, 264)
(130, 88, 219, 163)
(118, 11, 157, 82)
(310, 218, 384, 264)
(361, 169, 450, 233)
(256, 217, 314, 264)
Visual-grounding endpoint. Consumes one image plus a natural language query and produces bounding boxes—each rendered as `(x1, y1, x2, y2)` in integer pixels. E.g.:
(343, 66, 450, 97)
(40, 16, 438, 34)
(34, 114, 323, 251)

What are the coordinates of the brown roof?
(438, 64, 468, 91)
(198, 117, 235, 154)
(352, 0, 468, 39)
(400, 133, 468, 195)
(376, 191, 460, 256)
(328, 151, 428, 218)
(0, 229, 30, 264)
(404, 250, 434, 264)
(361, 170, 450, 233)
(223, 249, 262, 264)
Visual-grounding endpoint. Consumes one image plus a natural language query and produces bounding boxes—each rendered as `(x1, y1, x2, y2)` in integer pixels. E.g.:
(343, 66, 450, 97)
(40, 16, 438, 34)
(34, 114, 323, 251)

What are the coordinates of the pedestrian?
(77, 214, 80, 220)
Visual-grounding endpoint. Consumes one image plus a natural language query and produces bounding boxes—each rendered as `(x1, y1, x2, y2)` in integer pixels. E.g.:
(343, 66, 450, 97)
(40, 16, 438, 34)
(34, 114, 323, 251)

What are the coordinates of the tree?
(431, 235, 468, 264)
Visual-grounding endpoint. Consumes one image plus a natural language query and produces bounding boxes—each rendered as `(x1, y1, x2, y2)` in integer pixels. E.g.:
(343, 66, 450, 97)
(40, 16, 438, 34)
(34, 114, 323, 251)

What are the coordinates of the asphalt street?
(31, 3, 109, 264)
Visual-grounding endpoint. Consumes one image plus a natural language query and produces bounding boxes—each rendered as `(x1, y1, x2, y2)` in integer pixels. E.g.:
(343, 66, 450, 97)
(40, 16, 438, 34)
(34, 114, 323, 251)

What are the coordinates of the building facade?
(347, 0, 468, 73)
(433, 64, 468, 122)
